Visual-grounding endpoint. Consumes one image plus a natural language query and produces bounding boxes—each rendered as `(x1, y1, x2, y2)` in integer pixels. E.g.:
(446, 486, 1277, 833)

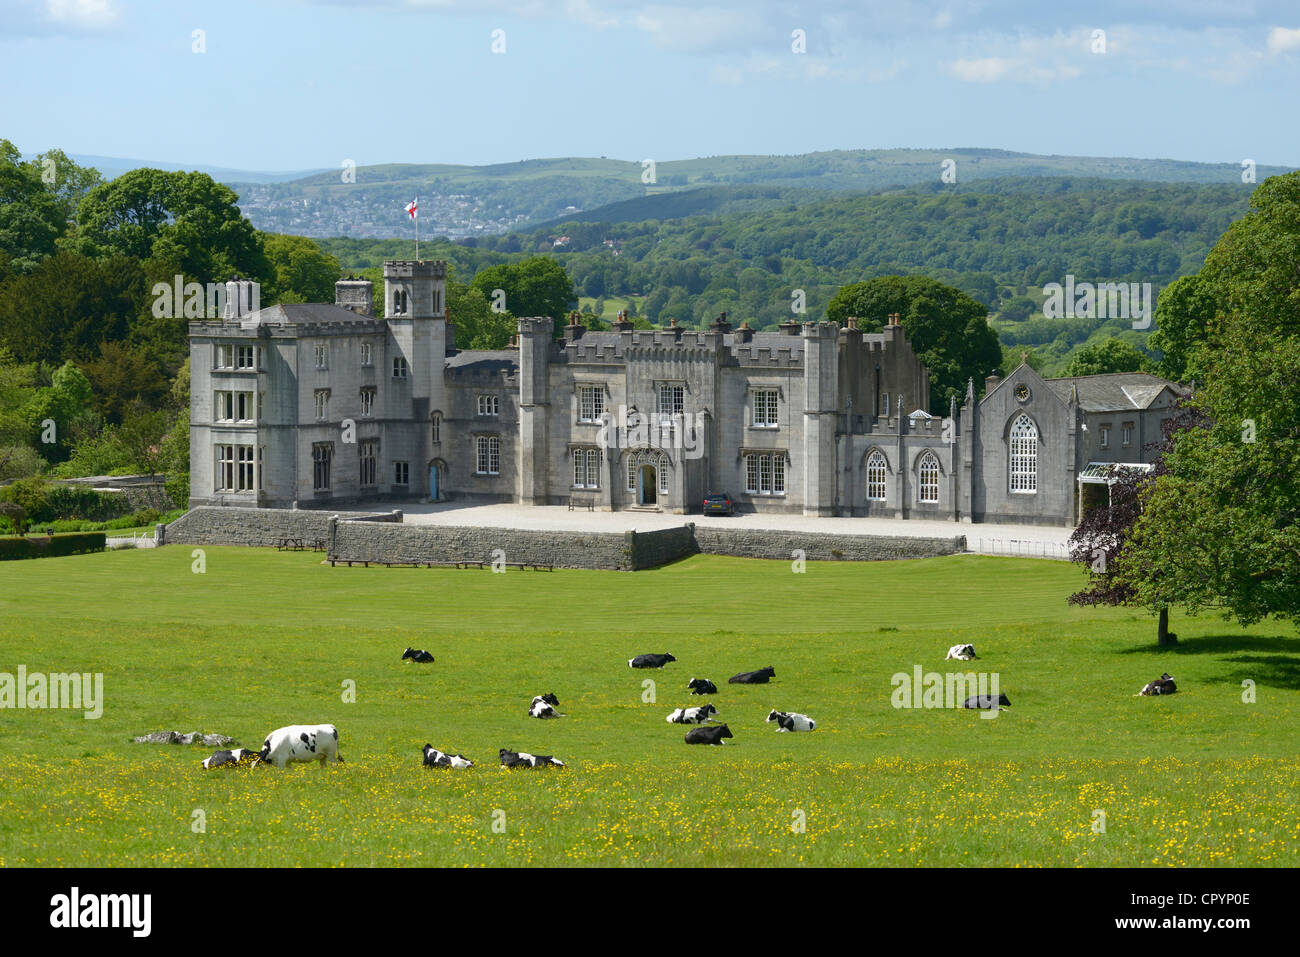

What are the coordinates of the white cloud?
(44, 0, 118, 28)
(949, 56, 1011, 82)
(1265, 25, 1300, 55)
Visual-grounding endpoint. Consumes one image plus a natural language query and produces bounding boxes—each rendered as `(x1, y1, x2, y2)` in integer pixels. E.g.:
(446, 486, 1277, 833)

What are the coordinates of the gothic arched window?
(866, 450, 887, 501)
(1009, 414, 1038, 493)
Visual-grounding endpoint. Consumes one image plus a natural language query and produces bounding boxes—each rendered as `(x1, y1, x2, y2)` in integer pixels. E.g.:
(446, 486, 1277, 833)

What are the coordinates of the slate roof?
(247, 303, 378, 325)
(1044, 372, 1187, 412)
(446, 350, 519, 376)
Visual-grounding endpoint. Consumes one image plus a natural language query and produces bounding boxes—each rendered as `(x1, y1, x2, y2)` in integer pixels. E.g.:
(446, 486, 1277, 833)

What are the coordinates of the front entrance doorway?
(639, 465, 658, 505)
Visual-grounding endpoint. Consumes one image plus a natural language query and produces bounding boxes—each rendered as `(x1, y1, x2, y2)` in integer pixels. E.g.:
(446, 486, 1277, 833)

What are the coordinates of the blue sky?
(2, 0, 1298, 171)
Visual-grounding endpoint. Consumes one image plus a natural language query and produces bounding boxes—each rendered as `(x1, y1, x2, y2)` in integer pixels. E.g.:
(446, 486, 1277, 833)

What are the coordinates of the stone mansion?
(188, 260, 1187, 526)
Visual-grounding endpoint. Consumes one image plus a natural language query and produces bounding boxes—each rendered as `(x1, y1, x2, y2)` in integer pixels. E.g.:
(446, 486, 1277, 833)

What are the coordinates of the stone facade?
(188, 261, 1187, 527)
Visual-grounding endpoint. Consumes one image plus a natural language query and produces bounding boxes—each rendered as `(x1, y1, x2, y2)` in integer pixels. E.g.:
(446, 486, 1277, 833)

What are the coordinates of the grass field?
(1, 547, 1297, 867)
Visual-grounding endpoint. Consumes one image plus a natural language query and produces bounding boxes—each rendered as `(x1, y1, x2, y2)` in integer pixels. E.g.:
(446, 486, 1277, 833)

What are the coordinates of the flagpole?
(415, 195, 419, 261)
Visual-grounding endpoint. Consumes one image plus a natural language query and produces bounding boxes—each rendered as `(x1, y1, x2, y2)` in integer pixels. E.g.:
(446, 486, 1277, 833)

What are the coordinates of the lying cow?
(962, 694, 1011, 710)
(259, 724, 344, 768)
(945, 644, 977, 661)
(766, 709, 816, 732)
(422, 744, 473, 769)
(498, 748, 565, 768)
(528, 693, 563, 718)
(1139, 673, 1177, 696)
(687, 677, 717, 696)
(202, 747, 259, 769)
(685, 724, 733, 745)
(402, 647, 435, 663)
(666, 703, 718, 724)
(729, 666, 775, 684)
(629, 653, 676, 669)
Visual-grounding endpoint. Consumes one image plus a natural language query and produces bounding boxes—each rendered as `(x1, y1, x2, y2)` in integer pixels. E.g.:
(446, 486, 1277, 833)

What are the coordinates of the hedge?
(0, 532, 107, 561)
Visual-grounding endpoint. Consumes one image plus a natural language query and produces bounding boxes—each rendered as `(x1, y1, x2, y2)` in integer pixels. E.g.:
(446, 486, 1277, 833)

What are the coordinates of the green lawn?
(0, 548, 1297, 866)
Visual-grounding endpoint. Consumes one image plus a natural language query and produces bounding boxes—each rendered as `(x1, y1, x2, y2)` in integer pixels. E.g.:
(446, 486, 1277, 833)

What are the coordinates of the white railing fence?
(972, 537, 1071, 561)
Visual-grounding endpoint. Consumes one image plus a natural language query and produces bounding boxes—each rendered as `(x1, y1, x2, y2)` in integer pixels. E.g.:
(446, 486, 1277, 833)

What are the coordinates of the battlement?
(383, 260, 446, 279)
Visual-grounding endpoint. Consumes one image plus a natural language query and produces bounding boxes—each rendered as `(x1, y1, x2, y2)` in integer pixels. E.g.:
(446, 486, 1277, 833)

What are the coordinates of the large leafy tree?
(0, 139, 64, 271)
(1060, 337, 1150, 377)
(825, 275, 1002, 412)
(74, 168, 269, 284)
(261, 232, 341, 304)
(1147, 274, 1217, 383)
(469, 256, 575, 334)
(0, 251, 144, 364)
(1117, 172, 1300, 628)
(1068, 409, 1208, 645)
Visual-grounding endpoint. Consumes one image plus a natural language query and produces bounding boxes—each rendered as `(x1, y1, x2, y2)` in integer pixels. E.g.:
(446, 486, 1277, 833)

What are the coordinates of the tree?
(1117, 172, 1300, 628)
(261, 233, 341, 304)
(469, 256, 575, 335)
(115, 403, 172, 507)
(29, 148, 103, 226)
(23, 361, 97, 462)
(1069, 410, 1206, 645)
(0, 139, 64, 271)
(826, 275, 1002, 412)
(80, 341, 169, 425)
(74, 168, 269, 284)
(447, 279, 513, 350)
(1060, 338, 1150, 377)
(1147, 274, 1216, 382)
(0, 251, 144, 364)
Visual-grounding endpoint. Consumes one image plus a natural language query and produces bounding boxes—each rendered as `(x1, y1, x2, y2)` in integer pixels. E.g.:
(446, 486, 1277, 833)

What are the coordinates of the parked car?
(702, 492, 734, 516)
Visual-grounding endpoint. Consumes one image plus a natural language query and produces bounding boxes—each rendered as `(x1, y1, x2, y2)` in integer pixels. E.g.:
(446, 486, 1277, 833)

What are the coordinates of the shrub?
(0, 477, 52, 523)
(0, 532, 106, 560)
(43, 484, 130, 522)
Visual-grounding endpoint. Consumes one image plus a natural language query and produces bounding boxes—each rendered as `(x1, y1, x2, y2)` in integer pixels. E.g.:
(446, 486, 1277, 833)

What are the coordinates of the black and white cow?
(201, 748, 259, 769)
(259, 724, 344, 768)
(402, 647, 435, 663)
(498, 748, 565, 768)
(684, 724, 733, 745)
(961, 693, 1011, 710)
(945, 644, 977, 661)
(629, 653, 677, 669)
(666, 703, 718, 724)
(1139, 673, 1177, 696)
(528, 693, 563, 718)
(687, 677, 718, 696)
(729, 666, 776, 684)
(766, 709, 816, 732)
(422, 744, 473, 769)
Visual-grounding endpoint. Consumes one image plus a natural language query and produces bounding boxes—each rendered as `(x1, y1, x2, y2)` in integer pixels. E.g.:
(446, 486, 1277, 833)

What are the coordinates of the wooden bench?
(276, 537, 306, 551)
(568, 496, 595, 512)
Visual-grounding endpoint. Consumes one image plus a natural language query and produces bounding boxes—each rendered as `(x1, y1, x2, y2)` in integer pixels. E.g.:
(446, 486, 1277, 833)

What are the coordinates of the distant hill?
(227, 149, 1296, 240)
(55, 154, 329, 184)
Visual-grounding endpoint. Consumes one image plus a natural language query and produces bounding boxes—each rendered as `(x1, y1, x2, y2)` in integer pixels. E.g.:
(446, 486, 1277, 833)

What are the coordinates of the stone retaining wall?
(161, 506, 400, 548)
(161, 508, 965, 569)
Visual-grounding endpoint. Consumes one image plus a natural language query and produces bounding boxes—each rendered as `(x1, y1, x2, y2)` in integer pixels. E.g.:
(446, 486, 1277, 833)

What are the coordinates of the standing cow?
(259, 724, 344, 768)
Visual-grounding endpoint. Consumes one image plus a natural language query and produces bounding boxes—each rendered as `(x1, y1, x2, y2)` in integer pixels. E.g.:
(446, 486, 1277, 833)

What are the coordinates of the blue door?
(429, 464, 438, 500)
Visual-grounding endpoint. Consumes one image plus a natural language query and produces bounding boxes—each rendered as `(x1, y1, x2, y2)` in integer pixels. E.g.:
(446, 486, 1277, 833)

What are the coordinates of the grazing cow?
(402, 648, 435, 663)
(1139, 673, 1177, 696)
(201, 748, 259, 769)
(666, 703, 718, 724)
(961, 694, 1011, 710)
(766, 709, 816, 732)
(729, 666, 776, 684)
(528, 693, 563, 718)
(945, 644, 977, 661)
(498, 748, 565, 768)
(258, 724, 344, 768)
(629, 653, 676, 669)
(684, 724, 733, 745)
(687, 677, 717, 696)
(422, 745, 473, 769)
